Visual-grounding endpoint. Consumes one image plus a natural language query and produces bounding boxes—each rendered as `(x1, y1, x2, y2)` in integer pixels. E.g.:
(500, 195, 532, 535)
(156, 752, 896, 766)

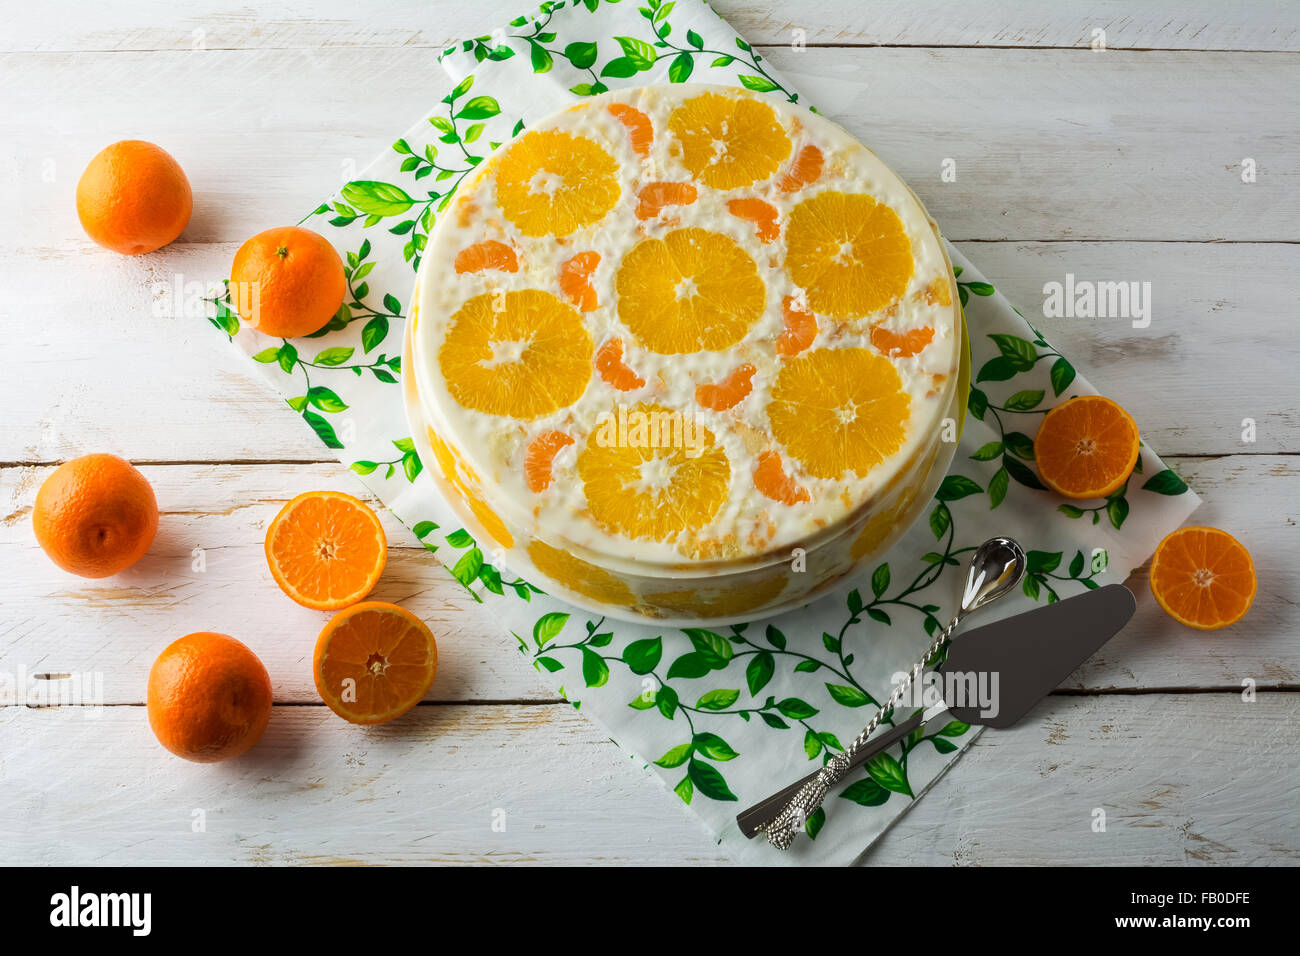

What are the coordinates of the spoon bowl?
(959, 537, 1027, 619)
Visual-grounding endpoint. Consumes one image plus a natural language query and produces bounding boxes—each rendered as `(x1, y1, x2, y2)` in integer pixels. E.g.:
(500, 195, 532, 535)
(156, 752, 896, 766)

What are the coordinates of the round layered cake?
(407, 83, 964, 623)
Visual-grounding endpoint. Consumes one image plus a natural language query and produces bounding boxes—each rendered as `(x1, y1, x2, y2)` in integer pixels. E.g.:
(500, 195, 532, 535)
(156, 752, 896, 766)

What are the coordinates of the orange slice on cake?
(786, 191, 913, 319)
(615, 227, 765, 354)
(438, 289, 593, 420)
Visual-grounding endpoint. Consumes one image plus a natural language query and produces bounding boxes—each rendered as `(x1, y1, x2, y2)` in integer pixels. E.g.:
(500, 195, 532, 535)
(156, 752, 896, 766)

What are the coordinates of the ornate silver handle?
(758, 615, 959, 849)
(754, 536, 1026, 850)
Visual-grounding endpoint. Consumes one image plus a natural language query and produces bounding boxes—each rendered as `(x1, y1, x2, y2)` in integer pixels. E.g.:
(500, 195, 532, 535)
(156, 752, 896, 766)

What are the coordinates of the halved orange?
(265, 491, 387, 610)
(1150, 527, 1256, 630)
(313, 602, 438, 724)
(1034, 395, 1140, 499)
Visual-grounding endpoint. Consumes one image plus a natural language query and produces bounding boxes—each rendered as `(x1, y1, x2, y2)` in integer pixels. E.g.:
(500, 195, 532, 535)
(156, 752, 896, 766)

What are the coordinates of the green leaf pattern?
(205, 0, 1199, 862)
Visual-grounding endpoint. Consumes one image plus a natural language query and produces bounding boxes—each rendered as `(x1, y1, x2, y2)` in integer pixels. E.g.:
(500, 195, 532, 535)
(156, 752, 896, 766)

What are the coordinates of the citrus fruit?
(920, 276, 952, 307)
(524, 430, 575, 493)
(410, 85, 964, 591)
(608, 103, 653, 157)
(75, 140, 192, 255)
(851, 480, 924, 560)
(1149, 527, 1256, 630)
(313, 602, 438, 725)
(147, 632, 272, 762)
(776, 295, 817, 357)
(495, 129, 620, 237)
(596, 337, 646, 391)
(696, 363, 755, 411)
(615, 227, 765, 354)
(559, 251, 600, 311)
(667, 91, 791, 190)
(1034, 395, 1141, 499)
(753, 451, 810, 506)
(577, 403, 730, 542)
(454, 239, 518, 274)
(726, 197, 779, 243)
(34, 453, 158, 578)
(635, 181, 698, 220)
(527, 539, 635, 606)
(230, 226, 346, 338)
(439, 289, 593, 420)
(767, 348, 911, 480)
(645, 573, 788, 618)
(786, 191, 913, 319)
(264, 490, 387, 610)
(777, 144, 824, 193)
(870, 324, 934, 358)
(425, 427, 514, 549)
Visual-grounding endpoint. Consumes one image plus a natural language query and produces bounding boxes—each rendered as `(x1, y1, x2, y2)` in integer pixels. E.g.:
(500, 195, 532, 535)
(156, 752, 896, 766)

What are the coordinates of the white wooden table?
(2, 0, 1297, 865)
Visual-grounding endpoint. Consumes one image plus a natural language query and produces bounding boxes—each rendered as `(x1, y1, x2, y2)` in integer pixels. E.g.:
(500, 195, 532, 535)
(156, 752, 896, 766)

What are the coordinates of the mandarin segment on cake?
(412, 83, 960, 576)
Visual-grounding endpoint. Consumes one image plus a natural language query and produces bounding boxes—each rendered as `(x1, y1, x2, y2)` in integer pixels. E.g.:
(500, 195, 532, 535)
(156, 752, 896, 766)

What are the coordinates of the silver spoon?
(753, 536, 1027, 849)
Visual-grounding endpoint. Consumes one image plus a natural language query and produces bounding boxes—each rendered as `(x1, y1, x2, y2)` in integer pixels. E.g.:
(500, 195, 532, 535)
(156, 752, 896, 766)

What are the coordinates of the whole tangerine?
(75, 140, 193, 256)
(147, 633, 273, 763)
(33, 453, 159, 578)
(230, 226, 346, 338)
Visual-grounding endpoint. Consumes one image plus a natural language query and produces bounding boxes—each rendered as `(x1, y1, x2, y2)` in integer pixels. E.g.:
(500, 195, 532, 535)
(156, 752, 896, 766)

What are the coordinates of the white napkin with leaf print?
(206, 0, 1199, 865)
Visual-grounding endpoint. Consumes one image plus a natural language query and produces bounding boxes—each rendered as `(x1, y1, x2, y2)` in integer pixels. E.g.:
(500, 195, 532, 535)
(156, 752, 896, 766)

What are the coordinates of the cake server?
(740, 537, 1025, 846)
(739, 548, 1137, 847)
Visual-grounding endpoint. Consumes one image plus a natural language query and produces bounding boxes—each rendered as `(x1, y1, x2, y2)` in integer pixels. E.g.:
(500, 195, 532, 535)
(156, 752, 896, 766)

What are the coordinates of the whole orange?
(147, 633, 273, 763)
(33, 453, 158, 578)
(75, 140, 193, 255)
(229, 226, 346, 338)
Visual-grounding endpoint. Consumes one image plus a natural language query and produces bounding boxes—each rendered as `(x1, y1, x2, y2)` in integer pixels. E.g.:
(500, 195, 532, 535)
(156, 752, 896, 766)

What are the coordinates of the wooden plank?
(1, 241, 326, 464)
(861, 693, 1300, 865)
(2, 455, 1294, 704)
(0, 461, 557, 705)
(0, 48, 1295, 245)
(0, 694, 1292, 865)
(2, 238, 1293, 463)
(1067, 455, 1299, 692)
(951, 242, 1300, 457)
(770, 47, 1299, 242)
(8, 0, 1299, 52)
(0, 703, 728, 865)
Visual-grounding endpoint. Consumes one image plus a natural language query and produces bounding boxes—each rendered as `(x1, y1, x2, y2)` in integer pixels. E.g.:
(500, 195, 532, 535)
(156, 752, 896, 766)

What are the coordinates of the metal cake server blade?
(735, 583, 1137, 841)
(940, 583, 1136, 728)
